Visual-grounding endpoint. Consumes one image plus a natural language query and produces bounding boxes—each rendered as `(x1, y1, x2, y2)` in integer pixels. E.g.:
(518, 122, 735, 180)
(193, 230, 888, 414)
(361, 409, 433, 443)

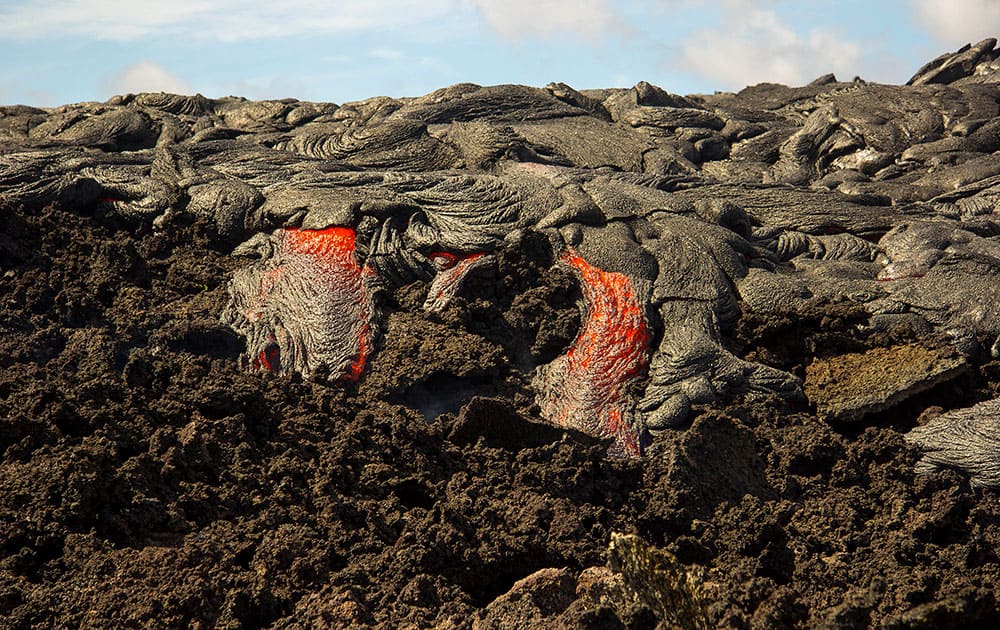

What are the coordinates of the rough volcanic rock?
(805, 344, 969, 422)
(3, 40, 1000, 628)
(906, 397, 1000, 488)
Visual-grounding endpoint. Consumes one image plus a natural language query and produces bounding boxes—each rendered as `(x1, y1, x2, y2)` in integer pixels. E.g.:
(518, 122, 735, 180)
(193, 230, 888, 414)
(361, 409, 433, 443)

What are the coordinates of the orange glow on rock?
(423, 252, 491, 312)
(283, 226, 372, 383)
(253, 344, 279, 372)
(535, 249, 652, 456)
(284, 226, 357, 257)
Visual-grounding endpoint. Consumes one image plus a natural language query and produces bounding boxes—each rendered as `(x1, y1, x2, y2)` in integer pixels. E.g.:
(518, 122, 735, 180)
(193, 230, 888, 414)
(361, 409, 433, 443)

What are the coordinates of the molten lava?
(282, 226, 373, 382)
(534, 249, 653, 456)
(423, 251, 492, 312)
(227, 226, 374, 383)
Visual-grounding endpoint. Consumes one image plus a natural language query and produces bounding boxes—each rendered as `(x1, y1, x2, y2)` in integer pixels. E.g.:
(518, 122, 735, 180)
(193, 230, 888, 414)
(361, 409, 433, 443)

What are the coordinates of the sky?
(2, 0, 1000, 107)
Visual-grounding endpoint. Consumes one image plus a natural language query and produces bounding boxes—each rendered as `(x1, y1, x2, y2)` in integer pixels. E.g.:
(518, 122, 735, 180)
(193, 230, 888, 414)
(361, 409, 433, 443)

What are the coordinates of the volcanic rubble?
(3, 40, 1000, 628)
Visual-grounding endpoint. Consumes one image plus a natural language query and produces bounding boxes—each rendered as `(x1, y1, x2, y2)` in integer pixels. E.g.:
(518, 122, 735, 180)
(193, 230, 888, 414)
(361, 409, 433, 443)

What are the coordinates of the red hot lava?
(534, 249, 653, 456)
(233, 226, 374, 383)
(231, 232, 653, 453)
(423, 251, 493, 312)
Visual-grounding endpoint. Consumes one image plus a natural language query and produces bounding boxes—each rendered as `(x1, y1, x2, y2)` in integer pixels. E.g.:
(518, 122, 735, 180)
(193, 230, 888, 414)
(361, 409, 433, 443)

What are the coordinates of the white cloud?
(104, 61, 191, 95)
(679, 0, 862, 89)
(472, 0, 622, 40)
(911, 0, 1000, 46)
(0, 0, 458, 41)
(0, 0, 628, 46)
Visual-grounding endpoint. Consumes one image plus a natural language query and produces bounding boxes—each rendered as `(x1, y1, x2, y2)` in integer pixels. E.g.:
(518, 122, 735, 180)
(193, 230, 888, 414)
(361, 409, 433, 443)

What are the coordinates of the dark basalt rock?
(906, 398, 1000, 488)
(4, 40, 1000, 628)
(4, 43, 1000, 461)
(908, 38, 1000, 86)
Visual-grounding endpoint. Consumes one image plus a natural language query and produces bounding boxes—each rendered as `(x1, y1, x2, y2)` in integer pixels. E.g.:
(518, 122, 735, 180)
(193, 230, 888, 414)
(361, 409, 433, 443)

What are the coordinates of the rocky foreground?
(3, 40, 1000, 628)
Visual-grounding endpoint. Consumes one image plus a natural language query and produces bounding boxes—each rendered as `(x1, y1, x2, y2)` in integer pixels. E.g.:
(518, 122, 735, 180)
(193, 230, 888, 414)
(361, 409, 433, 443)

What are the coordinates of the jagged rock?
(908, 38, 999, 86)
(472, 568, 577, 629)
(608, 532, 711, 630)
(4, 41, 1000, 474)
(657, 412, 774, 512)
(447, 397, 577, 449)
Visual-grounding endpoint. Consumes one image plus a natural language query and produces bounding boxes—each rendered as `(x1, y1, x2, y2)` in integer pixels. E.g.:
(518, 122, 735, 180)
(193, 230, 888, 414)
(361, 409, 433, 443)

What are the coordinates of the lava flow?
(533, 249, 653, 456)
(227, 226, 374, 383)
(423, 251, 493, 312)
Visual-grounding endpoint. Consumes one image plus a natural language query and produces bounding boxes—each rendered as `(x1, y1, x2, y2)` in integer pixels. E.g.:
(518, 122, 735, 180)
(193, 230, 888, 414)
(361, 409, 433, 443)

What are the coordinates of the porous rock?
(805, 344, 968, 422)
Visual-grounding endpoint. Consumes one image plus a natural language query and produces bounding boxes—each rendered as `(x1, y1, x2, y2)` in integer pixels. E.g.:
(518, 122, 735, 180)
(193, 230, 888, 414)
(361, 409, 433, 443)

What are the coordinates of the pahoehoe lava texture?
(3, 40, 1000, 627)
(223, 226, 376, 382)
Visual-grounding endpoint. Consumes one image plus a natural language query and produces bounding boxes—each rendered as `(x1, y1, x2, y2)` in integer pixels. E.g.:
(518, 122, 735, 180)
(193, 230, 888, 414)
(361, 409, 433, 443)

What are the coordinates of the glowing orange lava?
(536, 249, 652, 456)
(283, 226, 372, 383)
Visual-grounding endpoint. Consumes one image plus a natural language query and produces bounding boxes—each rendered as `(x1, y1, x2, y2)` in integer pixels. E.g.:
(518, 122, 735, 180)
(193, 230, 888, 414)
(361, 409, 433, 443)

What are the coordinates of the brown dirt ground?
(1, 201, 999, 628)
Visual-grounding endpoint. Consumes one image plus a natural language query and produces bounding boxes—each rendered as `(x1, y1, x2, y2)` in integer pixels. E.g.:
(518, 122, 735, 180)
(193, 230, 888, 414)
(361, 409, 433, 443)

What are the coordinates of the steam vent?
(4, 39, 1000, 627)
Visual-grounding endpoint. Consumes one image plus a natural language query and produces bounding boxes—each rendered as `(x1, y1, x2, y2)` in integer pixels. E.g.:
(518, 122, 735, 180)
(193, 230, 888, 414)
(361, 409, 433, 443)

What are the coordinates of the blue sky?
(2, 0, 999, 107)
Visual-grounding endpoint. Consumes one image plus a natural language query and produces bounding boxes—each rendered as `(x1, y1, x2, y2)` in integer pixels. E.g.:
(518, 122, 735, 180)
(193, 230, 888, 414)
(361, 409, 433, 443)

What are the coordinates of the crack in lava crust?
(224, 226, 374, 383)
(533, 249, 652, 457)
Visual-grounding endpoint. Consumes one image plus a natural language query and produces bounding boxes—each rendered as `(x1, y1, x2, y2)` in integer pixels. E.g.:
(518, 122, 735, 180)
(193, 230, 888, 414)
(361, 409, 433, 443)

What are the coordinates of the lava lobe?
(224, 226, 375, 382)
(533, 249, 653, 456)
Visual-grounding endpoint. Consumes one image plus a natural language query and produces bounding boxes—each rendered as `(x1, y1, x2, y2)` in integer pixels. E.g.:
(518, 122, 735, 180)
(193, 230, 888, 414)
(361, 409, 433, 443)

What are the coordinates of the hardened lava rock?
(5, 39, 1000, 474)
(608, 532, 711, 630)
(906, 398, 1000, 489)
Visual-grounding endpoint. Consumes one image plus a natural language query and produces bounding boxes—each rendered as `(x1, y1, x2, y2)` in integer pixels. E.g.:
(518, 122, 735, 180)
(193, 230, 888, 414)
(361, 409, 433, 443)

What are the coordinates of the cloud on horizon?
(911, 0, 1000, 45)
(0, 0, 460, 42)
(103, 61, 191, 95)
(472, 0, 624, 40)
(2, 0, 995, 53)
(0, 0, 632, 44)
(679, 1, 863, 89)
